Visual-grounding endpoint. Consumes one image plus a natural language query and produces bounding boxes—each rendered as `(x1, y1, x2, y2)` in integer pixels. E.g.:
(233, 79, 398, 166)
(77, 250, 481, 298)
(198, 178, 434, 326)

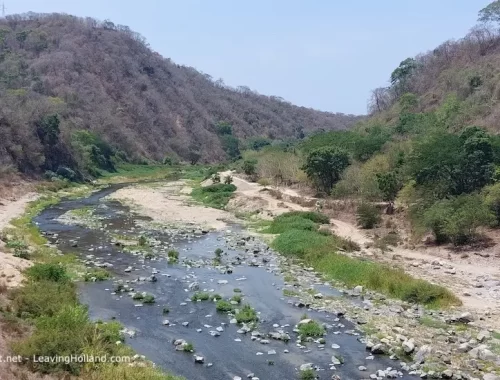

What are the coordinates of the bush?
(191, 183, 237, 209)
(212, 173, 221, 183)
(224, 175, 233, 184)
(142, 294, 155, 304)
(242, 159, 257, 175)
(191, 292, 210, 302)
(13, 306, 91, 374)
(183, 342, 194, 353)
(297, 320, 325, 337)
(167, 250, 179, 262)
(356, 203, 381, 229)
(12, 280, 78, 318)
(423, 194, 494, 245)
(215, 300, 233, 312)
(231, 294, 242, 304)
(83, 268, 110, 282)
(276, 211, 330, 224)
(300, 368, 317, 380)
(482, 183, 500, 225)
(235, 304, 258, 323)
(26, 263, 69, 283)
(265, 211, 329, 234)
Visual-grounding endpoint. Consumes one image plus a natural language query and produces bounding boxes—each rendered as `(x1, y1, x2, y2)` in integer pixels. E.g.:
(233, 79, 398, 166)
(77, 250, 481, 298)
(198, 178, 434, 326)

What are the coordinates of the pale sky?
(5, 0, 493, 115)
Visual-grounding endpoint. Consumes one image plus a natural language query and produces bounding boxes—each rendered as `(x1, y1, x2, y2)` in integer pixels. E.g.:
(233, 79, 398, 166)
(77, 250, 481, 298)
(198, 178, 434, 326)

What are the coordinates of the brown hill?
(0, 13, 359, 178)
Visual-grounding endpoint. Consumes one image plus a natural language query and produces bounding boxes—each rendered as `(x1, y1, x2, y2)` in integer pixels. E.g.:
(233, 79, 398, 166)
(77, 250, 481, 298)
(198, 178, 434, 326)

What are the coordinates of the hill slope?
(0, 13, 359, 178)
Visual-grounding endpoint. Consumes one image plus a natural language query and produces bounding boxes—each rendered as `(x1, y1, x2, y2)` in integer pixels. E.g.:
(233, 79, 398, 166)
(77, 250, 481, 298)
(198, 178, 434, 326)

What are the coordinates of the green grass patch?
(190, 183, 237, 209)
(26, 263, 69, 283)
(215, 300, 233, 312)
(270, 224, 460, 308)
(167, 250, 179, 262)
(191, 292, 210, 302)
(264, 211, 329, 234)
(283, 289, 300, 297)
(418, 316, 448, 330)
(235, 304, 258, 324)
(299, 368, 316, 380)
(492, 331, 500, 340)
(231, 294, 242, 304)
(297, 319, 325, 337)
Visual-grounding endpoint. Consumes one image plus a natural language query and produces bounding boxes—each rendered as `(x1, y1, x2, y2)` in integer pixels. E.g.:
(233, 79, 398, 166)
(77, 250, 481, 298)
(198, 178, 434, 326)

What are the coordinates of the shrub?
(25, 263, 69, 283)
(210, 294, 222, 301)
(423, 194, 494, 245)
(183, 342, 194, 353)
(167, 250, 179, 262)
(356, 203, 381, 229)
(212, 173, 221, 183)
(12, 280, 78, 318)
(235, 304, 258, 323)
(138, 235, 147, 246)
(215, 300, 233, 312)
(214, 248, 223, 259)
(300, 368, 317, 380)
(297, 320, 325, 337)
(224, 175, 233, 184)
(191, 292, 210, 302)
(265, 211, 329, 234)
(231, 294, 242, 304)
(142, 294, 155, 304)
(242, 159, 257, 175)
(13, 305, 91, 374)
(482, 183, 500, 225)
(191, 183, 237, 209)
(83, 268, 110, 282)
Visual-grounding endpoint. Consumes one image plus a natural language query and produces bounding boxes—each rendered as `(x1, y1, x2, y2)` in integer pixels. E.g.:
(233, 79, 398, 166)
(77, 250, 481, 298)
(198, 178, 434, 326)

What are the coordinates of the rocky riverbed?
(33, 184, 500, 380)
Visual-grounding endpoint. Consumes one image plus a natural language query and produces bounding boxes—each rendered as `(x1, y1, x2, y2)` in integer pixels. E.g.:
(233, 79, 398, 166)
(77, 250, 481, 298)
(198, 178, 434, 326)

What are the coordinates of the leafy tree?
(36, 114, 60, 146)
(356, 203, 381, 229)
(242, 159, 257, 175)
(215, 121, 233, 136)
(220, 135, 241, 160)
(409, 127, 494, 197)
(423, 194, 494, 245)
(376, 171, 401, 213)
(482, 183, 500, 225)
(302, 147, 350, 193)
(478, 1, 500, 23)
(390, 58, 417, 94)
(246, 137, 272, 151)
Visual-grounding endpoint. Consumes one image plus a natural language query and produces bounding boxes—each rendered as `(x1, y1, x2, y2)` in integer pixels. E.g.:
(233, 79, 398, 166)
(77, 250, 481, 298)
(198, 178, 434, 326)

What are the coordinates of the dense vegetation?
(240, 2, 500, 246)
(0, 13, 359, 179)
(266, 212, 459, 307)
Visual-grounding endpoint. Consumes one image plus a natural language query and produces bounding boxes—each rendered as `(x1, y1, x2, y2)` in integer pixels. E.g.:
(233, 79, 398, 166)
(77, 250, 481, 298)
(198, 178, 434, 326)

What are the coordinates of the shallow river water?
(34, 185, 416, 380)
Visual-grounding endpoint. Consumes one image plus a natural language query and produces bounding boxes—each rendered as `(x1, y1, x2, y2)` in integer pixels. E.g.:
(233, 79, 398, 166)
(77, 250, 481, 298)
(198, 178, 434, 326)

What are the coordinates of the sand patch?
(107, 180, 234, 230)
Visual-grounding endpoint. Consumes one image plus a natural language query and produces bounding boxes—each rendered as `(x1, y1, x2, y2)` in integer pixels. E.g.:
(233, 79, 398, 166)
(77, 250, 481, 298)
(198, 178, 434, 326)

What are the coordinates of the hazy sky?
(6, 0, 493, 115)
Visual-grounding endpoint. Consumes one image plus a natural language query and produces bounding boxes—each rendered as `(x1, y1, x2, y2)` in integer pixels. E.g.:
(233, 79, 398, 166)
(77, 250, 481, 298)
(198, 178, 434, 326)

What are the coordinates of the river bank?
(100, 175, 499, 379)
(0, 170, 499, 380)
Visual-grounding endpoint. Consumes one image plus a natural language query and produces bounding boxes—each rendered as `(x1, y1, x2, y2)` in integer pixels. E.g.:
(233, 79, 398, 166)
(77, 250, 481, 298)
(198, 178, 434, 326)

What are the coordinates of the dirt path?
(223, 172, 500, 319)
(0, 193, 37, 288)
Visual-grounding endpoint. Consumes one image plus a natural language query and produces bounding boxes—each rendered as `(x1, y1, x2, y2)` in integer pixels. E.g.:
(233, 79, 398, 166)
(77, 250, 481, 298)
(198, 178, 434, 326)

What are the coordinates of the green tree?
(36, 114, 60, 146)
(376, 171, 401, 213)
(220, 135, 240, 160)
(242, 159, 257, 175)
(302, 147, 350, 193)
(482, 183, 500, 225)
(423, 194, 494, 245)
(390, 58, 417, 95)
(409, 127, 494, 197)
(215, 121, 233, 136)
(479, 1, 500, 23)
